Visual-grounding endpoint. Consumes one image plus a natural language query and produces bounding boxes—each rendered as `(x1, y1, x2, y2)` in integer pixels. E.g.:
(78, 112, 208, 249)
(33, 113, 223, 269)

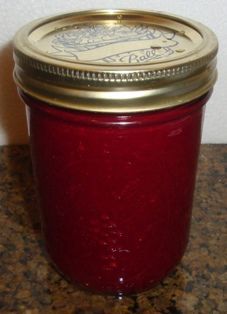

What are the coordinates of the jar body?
(21, 91, 209, 295)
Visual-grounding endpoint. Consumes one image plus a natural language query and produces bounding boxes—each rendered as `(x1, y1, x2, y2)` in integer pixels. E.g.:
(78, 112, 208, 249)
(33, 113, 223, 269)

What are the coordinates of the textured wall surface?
(0, 0, 226, 144)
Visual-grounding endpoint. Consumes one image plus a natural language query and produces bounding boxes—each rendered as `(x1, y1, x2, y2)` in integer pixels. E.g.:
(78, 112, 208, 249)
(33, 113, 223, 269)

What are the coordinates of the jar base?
(44, 244, 184, 296)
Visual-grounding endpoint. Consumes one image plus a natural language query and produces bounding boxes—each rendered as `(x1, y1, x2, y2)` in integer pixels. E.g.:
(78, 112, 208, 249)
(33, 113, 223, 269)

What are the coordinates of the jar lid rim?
(13, 9, 218, 113)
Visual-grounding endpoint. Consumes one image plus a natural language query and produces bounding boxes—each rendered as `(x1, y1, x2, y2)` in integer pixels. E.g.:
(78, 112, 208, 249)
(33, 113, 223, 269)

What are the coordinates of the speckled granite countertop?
(0, 145, 226, 314)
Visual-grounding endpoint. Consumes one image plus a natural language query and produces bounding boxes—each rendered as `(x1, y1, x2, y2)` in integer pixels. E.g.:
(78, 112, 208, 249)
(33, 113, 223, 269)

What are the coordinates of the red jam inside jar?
(13, 9, 218, 295)
(22, 91, 208, 294)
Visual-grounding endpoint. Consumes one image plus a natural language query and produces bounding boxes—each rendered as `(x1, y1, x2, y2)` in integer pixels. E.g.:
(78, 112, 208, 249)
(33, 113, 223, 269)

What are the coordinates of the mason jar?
(13, 9, 218, 295)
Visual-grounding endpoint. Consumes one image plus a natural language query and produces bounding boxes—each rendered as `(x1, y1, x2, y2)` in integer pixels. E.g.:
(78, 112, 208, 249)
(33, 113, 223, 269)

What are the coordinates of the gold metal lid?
(13, 9, 218, 113)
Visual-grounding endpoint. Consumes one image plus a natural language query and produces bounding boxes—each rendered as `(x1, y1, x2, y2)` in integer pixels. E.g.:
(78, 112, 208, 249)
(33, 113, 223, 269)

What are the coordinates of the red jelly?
(13, 9, 218, 295)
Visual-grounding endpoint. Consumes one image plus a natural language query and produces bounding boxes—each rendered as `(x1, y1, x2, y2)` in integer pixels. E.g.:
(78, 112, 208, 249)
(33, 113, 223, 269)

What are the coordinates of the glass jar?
(13, 9, 218, 295)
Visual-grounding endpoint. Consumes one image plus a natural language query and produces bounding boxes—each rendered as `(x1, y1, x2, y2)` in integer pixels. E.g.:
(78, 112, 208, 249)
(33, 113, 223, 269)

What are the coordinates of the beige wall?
(0, 43, 28, 144)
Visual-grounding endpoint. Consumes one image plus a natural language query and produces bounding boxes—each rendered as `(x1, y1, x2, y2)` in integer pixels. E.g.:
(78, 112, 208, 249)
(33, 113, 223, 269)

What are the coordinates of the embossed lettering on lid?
(33, 22, 201, 65)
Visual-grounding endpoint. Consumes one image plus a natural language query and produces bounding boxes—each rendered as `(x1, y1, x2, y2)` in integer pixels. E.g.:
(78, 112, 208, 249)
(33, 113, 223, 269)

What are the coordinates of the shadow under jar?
(13, 9, 218, 295)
